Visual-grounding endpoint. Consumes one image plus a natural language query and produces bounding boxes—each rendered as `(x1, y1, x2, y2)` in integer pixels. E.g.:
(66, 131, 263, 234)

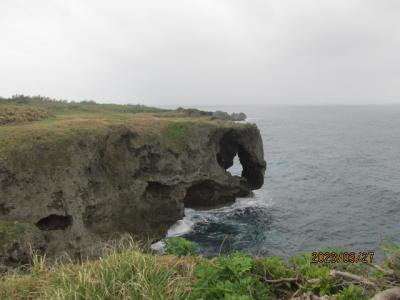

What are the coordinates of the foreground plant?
(163, 237, 197, 256)
(190, 252, 269, 300)
(0, 237, 399, 299)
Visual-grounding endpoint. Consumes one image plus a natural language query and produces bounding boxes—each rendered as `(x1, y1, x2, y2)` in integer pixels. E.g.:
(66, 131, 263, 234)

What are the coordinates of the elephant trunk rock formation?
(0, 121, 266, 263)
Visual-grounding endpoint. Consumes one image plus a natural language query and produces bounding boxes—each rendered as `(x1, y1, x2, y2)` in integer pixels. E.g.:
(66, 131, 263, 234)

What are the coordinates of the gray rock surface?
(212, 111, 247, 121)
(175, 108, 247, 121)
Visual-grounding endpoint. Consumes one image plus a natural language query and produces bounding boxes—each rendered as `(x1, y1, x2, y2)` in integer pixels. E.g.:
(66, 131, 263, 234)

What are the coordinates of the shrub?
(254, 256, 297, 294)
(1, 240, 400, 299)
(190, 252, 269, 300)
(262, 256, 295, 279)
(382, 237, 400, 276)
(336, 284, 368, 300)
(164, 237, 197, 256)
(290, 254, 331, 296)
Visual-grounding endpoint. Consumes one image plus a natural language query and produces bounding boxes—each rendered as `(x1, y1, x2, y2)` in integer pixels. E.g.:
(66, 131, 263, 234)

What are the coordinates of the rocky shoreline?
(0, 98, 266, 266)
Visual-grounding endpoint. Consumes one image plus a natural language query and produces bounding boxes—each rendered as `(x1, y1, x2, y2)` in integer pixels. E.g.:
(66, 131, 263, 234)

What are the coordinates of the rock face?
(0, 220, 45, 268)
(0, 122, 265, 261)
(175, 108, 247, 121)
(212, 111, 247, 121)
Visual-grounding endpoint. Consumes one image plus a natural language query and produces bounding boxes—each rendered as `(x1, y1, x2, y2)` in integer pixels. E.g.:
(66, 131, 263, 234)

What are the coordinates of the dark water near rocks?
(172, 105, 400, 259)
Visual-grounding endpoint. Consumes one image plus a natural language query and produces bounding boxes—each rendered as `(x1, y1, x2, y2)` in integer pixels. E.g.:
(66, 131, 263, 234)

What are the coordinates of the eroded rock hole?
(36, 214, 72, 231)
(184, 180, 236, 208)
(226, 154, 243, 176)
(217, 130, 265, 189)
(146, 181, 172, 195)
(217, 135, 238, 170)
(217, 132, 246, 179)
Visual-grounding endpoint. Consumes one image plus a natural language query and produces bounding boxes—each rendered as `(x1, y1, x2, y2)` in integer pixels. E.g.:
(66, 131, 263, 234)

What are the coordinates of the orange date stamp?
(311, 251, 375, 264)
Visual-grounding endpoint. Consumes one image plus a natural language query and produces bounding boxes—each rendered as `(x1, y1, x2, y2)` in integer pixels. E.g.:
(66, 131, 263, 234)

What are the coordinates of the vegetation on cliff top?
(0, 237, 399, 299)
(0, 96, 161, 157)
(0, 95, 240, 164)
(0, 105, 52, 125)
(0, 95, 164, 117)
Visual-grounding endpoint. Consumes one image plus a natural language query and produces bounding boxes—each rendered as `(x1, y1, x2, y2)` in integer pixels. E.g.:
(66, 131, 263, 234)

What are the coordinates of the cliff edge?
(0, 97, 266, 264)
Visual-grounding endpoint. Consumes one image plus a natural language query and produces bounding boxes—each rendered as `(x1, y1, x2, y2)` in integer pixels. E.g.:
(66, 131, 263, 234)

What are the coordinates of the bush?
(336, 284, 368, 300)
(1, 240, 400, 299)
(164, 237, 197, 256)
(382, 237, 400, 275)
(262, 256, 295, 279)
(290, 254, 331, 296)
(190, 252, 269, 300)
(255, 256, 297, 295)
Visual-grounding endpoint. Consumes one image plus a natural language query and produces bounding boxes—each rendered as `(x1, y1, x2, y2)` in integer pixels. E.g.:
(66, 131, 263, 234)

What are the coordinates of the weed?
(262, 256, 295, 279)
(0, 238, 399, 299)
(290, 254, 331, 296)
(336, 284, 368, 300)
(382, 237, 400, 274)
(190, 252, 269, 300)
(164, 237, 197, 256)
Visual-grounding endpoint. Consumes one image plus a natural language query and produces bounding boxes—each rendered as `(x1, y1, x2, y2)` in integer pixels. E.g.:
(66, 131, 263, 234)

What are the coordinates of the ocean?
(168, 105, 400, 259)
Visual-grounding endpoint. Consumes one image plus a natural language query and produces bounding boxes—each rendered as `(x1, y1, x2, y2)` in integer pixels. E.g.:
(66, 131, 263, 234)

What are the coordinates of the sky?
(1, 0, 400, 106)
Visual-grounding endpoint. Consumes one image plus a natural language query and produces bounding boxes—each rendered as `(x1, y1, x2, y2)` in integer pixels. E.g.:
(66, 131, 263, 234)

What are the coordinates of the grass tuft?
(2, 237, 399, 299)
(163, 122, 189, 141)
(0, 105, 51, 125)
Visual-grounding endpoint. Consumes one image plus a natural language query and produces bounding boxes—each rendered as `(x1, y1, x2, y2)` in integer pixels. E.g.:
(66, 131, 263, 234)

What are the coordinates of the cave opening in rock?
(36, 214, 72, 231)
(146, 181, 171, 195)
(216, 131, 246, 180)
(183, 180, 236, 208)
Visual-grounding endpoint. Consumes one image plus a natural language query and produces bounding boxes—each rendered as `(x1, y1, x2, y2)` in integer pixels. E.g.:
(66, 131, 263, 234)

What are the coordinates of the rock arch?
(217, 127, 266, 189)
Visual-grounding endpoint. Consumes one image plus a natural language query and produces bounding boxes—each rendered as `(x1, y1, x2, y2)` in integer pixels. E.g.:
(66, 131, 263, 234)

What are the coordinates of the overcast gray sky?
(1, 0, 400, 105)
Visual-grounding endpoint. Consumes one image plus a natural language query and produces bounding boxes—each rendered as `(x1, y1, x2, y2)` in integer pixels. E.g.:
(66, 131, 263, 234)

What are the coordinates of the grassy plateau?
(0, 95, 229, 168)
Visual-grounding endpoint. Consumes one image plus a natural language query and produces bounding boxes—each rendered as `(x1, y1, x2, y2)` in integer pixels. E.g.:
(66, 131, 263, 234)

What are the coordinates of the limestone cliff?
(0, 109, 265, 264)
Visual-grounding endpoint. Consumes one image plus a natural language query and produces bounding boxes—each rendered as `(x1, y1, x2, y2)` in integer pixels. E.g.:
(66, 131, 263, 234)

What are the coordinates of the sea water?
(168, 105, 400, 259)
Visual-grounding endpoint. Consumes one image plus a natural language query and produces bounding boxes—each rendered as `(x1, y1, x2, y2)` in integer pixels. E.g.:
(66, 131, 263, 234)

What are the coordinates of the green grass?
(163, 122, 189, 140)
(0, 95, 237, 173)
(0, 237, 399, 299)
(0, 95, 245, 161)
(162, 122, 192, 148)
(0, 96, 217, 168)
(1, 95, 165, 115)
(0, 238, 196, 300)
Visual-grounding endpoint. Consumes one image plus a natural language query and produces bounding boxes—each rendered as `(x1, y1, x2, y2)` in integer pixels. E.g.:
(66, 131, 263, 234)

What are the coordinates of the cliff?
(0, 97, 266, 264)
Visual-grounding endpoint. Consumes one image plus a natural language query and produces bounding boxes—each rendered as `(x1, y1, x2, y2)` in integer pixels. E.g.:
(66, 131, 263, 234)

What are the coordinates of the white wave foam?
(167, 219, 193, 237)
(150, 240, 164, 252)
(150, 192, 273, 252)
(150, 218, 194, 252)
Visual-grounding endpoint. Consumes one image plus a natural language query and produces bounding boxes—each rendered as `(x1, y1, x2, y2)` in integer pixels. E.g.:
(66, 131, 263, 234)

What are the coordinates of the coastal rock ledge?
(0, 121, 265, 263)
